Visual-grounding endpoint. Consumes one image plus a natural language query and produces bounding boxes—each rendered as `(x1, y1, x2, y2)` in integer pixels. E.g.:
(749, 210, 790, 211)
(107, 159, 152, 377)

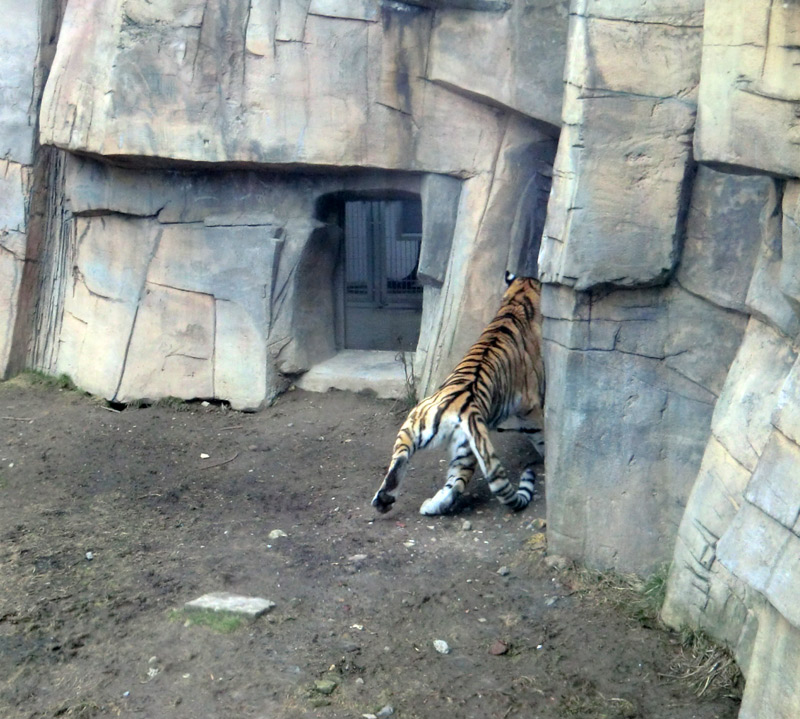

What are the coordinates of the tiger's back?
(372, 275, 545, 515)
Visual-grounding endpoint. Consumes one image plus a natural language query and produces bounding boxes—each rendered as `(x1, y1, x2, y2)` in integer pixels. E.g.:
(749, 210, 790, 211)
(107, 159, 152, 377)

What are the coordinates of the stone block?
(418, 174, 462, 287)
(0, 161, 29, 244)
(214, 299, 270, 411)
(580, 15, 701, 98)
(0, 250, 24, 378)
(0, 0, 40, 164)
(781, 182, 800, 305)
(660, 436, 753, 640)
(185, 592, 276, 617)
(745, 184, 800, 338)
(427, 1, 569, 126)
(55, 216, 160, 398)
(718, 500, 800, 631)
(539, 92, 696, 290)
(710, 318, 797, 472)
(677, 167, 774, 314)
(64, 154, 172, 217)
(543, 339, 717, 573)
(39, 0, 521, 179)
(579, 0, 703, 25)
(116, 282, 215, 403)
(539, 2, 703, 291)
(147, 223, 279, 332)
(309, 0, 378, 22)
(696, 0, 800, 176)
(542, 279, 746, 574)
(773, 355, 800, 448)
(744, 431, 800, 535)
(737, 604, 800, 719)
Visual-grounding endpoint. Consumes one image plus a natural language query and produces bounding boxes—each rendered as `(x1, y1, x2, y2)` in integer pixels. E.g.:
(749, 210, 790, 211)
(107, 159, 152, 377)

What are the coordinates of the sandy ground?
(0, 376, 740, 719)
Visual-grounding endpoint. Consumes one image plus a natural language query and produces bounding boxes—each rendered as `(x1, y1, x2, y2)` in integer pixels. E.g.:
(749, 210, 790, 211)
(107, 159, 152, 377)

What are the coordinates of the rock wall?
(2, 1, 800, 716)
(5, 0, 566, 406)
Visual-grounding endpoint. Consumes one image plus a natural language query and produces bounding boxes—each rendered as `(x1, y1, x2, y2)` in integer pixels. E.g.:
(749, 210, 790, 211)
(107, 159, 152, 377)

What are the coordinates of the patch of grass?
(17, 370, 78, 392)
(559, 690, 637, 718)
(169, 608, 246, 633)
(559, 564, 742, 700)
(663, 628, 743, 700)
(562, 563, 669, 629)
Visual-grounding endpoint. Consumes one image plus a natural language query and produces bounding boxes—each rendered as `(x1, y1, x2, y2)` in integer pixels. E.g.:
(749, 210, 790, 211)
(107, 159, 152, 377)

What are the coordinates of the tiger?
(372, 272, 545, 516)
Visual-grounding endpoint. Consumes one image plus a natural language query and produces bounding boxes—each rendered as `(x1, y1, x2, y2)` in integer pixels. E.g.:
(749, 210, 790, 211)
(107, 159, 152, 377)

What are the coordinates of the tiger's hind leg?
(419, 433, 477, 515)
(468, 415, 534, 512)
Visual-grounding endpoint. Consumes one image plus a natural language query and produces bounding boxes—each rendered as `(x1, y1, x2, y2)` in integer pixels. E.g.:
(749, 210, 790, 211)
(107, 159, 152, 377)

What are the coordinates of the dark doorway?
(342, 198, 423, 351)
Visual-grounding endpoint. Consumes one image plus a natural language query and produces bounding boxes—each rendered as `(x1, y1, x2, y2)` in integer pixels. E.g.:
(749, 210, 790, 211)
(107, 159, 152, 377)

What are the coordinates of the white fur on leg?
(419, 486, 459, 515)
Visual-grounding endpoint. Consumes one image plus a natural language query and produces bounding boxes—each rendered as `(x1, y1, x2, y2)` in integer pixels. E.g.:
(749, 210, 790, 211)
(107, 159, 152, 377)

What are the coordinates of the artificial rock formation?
(3, 2, 800, 716)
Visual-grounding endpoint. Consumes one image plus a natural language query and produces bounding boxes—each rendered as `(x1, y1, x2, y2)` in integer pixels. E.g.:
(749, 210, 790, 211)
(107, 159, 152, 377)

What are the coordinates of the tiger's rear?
(372, 274, 544, 515)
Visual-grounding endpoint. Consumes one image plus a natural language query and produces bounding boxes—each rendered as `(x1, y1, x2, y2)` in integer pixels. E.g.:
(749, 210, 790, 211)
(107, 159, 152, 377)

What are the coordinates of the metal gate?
(343, 199, 423, 351)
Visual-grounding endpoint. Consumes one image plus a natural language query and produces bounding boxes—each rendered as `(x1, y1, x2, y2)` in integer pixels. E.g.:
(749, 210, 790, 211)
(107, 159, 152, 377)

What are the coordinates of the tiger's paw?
(372, 489, 396, 514)
(419, 487, 458, 516)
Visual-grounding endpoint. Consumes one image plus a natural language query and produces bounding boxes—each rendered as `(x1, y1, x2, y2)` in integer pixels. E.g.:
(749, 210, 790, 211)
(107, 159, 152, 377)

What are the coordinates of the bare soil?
(0, 376, 740, 719)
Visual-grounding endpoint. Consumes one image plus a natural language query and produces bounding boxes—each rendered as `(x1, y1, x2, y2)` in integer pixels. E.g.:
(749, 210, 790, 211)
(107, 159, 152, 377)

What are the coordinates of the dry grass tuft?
(662, 628, 743, 700)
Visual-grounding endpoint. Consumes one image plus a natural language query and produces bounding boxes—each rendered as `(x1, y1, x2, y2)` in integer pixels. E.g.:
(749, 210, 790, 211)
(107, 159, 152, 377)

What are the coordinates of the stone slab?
(539, 92, 695, 290)
(781, 182, 800, 305)
(737, 604, 800, 719)
(744, 431, 800, 534)
(0, 0, 40, 164)
(745, 189, 800, 338)
(718, 500, 800, 631)
(772, 355, 800, 448)
(695, 0, 800, 177)
(115, 282, 215, 403)
(710, 318, 797, 472)
(0, 249, 24, 379)
(418, 174, 462, 287)
(185, 592, 276, 617)
(660, 436, 753, 641)
(295, 350, 409, 399)
(677, 167, 774, 314)
(428, 1, 568, 126)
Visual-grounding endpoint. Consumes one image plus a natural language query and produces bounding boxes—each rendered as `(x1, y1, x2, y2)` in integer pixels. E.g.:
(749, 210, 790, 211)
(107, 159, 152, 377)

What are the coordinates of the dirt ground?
(0, 376, 740, 719)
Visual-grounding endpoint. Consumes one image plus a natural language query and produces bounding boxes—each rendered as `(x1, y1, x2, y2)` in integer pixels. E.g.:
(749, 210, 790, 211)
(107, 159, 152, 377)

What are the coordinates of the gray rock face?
(543, 283, 746, 573)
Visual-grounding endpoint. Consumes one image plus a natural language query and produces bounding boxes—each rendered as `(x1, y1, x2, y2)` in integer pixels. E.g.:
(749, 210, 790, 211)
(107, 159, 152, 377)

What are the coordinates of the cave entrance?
(341, 197, 423, 352)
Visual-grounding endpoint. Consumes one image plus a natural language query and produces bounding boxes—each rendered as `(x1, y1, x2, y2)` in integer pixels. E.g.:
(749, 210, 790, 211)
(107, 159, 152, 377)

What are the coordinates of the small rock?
(348, 554, 368, 562)
(355, 677, 365, 686)
(268, 529, 288, 539)
(313, 678, 338, 695)
(545, 596, 558, 607)
(362, 714, 378, 719)
(489, 640, 510, 655)
(184, 592, 276, 617)
(433, 639, 450, 654)
(85, 551, 94, 561)
(200, 453, 210, 459)
(544, 554, 569, 571)
(527, 517, 547, 531)
(461, 520, 472, 531)
(377, 705, 395, 718)
(497, 566, 510, 576)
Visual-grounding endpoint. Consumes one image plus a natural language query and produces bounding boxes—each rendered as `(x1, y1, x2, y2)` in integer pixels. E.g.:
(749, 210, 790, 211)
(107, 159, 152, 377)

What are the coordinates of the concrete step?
(295, 350, 414, 399)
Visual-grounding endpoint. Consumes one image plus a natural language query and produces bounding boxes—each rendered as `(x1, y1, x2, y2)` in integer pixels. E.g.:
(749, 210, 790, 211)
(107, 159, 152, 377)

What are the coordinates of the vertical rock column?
(661, 2, 800, 714)
(539, 0, 708, 573)
(0, 1, 53, 377)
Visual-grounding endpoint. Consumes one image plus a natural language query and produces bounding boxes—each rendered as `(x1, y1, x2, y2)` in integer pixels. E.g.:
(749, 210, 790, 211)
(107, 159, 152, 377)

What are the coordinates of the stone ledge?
(295, 350, 411, 399)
